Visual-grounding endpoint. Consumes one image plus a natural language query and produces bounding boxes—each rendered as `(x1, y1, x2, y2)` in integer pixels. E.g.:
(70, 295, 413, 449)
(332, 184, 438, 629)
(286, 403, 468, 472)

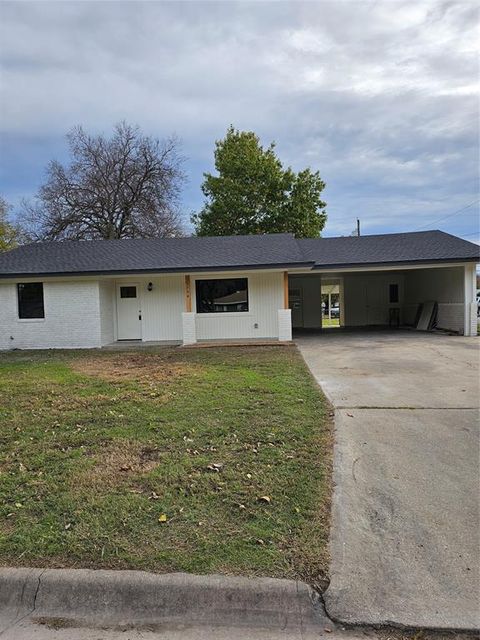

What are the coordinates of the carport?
(289, 231, 478, 336)
(289, 263, 476, 335)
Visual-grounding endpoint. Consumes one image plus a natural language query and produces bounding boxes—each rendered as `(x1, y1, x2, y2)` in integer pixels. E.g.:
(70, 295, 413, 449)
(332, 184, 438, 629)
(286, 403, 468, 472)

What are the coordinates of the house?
(0, 230, 478, 350)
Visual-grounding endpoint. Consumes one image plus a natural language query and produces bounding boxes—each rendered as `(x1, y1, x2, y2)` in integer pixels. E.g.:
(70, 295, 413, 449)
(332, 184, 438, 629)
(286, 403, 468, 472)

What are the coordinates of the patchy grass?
(0, 346, 333, 589)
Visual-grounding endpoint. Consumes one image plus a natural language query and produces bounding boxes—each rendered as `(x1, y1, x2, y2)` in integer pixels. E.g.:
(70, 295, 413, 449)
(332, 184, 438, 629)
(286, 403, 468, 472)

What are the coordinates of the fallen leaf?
(64, 523, 72, 530)
(206, 463, 223, 472)
(258, 496, 271, 504)
(158, 513, 168, 523)
(14, 503, 22, 508)
(346, 413, 354, 418)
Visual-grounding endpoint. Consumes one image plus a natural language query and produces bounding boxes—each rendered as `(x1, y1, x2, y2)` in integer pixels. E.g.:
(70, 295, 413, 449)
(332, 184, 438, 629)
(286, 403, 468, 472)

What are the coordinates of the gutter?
(0, 261, 316, 280)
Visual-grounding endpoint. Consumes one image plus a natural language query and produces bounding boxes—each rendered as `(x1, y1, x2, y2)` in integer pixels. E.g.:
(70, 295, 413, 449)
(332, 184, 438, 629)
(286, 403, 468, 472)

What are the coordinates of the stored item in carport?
(415, 300, 438, 331)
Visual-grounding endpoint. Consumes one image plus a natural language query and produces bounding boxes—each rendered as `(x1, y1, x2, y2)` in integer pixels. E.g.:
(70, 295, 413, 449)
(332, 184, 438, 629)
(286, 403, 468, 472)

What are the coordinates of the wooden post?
(184, 275, 192, 312)
(283, 271, 289, 309)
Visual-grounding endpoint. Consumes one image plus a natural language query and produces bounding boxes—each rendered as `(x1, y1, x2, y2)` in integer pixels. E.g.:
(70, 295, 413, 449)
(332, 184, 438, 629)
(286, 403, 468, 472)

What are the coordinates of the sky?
(0, 0, 479, 241)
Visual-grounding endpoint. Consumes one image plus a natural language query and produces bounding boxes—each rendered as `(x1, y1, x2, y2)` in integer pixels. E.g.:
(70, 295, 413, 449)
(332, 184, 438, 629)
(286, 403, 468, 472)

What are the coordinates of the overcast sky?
(0, 0, 478, 240)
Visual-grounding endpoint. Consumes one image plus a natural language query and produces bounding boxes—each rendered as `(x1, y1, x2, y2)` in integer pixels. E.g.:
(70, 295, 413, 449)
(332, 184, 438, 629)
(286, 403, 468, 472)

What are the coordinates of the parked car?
(330, 306, 340, 319)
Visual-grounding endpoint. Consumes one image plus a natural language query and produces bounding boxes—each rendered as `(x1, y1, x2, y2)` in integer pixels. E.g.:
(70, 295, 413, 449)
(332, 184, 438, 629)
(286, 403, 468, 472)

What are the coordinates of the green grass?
(322, 318, 340, 328)
(0, 346, 332, 588)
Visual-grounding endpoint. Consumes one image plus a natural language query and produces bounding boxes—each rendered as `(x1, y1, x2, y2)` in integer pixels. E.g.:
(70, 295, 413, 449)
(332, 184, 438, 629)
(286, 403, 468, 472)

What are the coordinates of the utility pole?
(356, 218, 361, 236)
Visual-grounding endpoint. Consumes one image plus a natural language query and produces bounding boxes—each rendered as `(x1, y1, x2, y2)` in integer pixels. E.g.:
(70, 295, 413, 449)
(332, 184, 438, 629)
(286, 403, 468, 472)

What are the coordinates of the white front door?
(116, 284, 142, 340)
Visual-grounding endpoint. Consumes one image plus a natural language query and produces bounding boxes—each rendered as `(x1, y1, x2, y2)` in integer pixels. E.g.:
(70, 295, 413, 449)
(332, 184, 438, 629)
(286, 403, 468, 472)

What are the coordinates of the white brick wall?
(278, 309, 292, 341)
(0, 280, 103, 350)
(182, 312, 196, 345)
(99, 281, 115, 345)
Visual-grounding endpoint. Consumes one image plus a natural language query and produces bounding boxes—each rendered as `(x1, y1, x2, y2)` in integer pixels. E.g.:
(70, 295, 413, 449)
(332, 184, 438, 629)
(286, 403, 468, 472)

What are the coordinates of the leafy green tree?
(192, 127, 327, 237)
(0, 196, 21, 252)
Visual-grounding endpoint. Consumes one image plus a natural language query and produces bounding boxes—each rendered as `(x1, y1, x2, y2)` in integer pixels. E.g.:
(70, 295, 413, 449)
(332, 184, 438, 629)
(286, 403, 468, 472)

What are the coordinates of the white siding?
(194, 272, 284, 340)
(99, 280, 115, 345)
(289, 275, 322, 328)
(0, 280, 102, 350)
(403, 266, 465, 333)
(136, 276, 184, 341)
(343, 273, 404, 326)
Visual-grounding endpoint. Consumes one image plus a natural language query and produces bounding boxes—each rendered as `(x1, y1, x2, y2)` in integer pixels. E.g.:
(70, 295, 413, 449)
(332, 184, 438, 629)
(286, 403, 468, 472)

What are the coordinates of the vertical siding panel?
(194, 272, 283, 340)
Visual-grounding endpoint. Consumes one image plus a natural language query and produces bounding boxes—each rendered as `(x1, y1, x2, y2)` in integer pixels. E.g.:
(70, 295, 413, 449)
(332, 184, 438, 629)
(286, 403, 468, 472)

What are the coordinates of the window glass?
(389, 283, 399, 303)
(18, 283, 45, 319)
(195, 278, 249, 313)
(120, 286, 137, 299)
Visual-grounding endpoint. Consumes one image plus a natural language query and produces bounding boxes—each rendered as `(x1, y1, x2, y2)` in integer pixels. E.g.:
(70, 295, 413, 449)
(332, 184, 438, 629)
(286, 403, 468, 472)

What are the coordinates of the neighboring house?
(0, 230, 478, 350)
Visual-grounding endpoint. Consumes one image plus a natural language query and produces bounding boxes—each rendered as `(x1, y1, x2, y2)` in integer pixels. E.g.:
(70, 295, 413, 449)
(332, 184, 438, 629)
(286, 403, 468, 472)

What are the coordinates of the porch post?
(278, 271, 292, 341)
(182, 275, 196, 345)
(463, 263, 476, 337)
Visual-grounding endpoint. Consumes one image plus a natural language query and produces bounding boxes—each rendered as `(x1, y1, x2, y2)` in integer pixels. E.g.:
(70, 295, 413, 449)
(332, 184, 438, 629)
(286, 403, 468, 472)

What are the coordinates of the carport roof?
(0, 229, 478, 278)
(298, 230, 480, 269)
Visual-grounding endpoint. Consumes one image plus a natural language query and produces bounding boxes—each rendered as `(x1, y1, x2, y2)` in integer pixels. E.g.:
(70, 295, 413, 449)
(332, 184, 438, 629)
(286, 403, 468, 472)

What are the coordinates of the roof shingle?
(0, 230, 477, 278)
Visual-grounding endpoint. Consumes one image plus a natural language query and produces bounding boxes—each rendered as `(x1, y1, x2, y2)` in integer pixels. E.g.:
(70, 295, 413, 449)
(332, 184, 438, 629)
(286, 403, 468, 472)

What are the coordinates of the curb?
(0, 568, 330, 632)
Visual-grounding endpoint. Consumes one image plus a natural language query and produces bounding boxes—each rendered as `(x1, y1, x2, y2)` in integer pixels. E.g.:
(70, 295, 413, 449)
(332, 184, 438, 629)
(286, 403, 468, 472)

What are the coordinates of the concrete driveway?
(296, 331, 480, 630)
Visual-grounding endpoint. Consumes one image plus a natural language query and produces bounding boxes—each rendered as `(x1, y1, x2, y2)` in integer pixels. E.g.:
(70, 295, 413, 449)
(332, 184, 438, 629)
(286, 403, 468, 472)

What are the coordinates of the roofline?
(310, 256, 479, 270)
(0, 261, 315, 279)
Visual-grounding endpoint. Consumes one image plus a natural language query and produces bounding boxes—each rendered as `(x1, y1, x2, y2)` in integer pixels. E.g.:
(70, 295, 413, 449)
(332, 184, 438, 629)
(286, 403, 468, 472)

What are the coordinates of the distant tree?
(192, 126, 327, 237)
(0, 196, 22, 252)
(20, 122, 185, 241)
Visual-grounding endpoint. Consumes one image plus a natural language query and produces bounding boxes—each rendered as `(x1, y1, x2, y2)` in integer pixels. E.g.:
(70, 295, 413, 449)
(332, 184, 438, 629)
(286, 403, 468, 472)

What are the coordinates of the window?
(17, 283, 45, 319)
(389, 283, 399, 304)
(120, 286, 137, 298)
(195, 278, 249, 313)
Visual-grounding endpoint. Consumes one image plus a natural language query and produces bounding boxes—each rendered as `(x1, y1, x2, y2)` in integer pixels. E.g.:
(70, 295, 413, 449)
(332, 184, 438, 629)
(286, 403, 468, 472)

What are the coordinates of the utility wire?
(328, 196, 480, 226)
(412, 199, 480, 231)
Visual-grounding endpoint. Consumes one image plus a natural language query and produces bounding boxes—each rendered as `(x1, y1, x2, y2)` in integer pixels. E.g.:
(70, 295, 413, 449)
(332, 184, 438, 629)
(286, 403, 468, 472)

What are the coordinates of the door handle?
(138, 313, 142, 321)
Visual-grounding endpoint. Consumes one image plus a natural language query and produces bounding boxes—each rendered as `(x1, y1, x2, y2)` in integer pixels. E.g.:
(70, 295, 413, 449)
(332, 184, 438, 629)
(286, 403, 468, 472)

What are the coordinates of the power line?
(412, 199, 480, 231)
(328, 196, 480, 226)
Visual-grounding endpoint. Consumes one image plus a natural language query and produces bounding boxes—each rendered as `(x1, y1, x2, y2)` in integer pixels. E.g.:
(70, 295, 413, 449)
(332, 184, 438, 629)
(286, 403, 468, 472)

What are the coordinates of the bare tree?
(20, 122, 186, 240)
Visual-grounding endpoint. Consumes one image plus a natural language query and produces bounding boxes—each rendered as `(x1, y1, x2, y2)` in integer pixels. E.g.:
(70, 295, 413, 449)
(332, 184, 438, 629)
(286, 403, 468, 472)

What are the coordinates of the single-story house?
(0, 230, 478, 350)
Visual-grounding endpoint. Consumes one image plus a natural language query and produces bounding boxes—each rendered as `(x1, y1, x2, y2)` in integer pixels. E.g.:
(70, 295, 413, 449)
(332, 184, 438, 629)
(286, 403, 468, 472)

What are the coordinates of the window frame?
(389, 283, 399, 304)
(194, 277, 250, 315)
(17, 282, 45, 321)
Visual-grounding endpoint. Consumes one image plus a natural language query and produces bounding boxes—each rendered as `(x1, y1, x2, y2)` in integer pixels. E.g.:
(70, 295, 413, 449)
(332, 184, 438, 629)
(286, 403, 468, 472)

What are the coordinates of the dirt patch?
(71, 353, 196, 385)
(73, 440, 162, 490)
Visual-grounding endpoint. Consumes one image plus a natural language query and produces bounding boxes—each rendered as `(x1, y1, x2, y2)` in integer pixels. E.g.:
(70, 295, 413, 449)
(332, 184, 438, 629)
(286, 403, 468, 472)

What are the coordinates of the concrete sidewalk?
(297, 331, 480, 630)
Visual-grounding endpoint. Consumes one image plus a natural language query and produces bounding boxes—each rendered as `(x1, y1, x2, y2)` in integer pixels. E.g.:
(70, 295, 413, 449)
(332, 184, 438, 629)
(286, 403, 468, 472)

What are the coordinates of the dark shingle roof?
(0, 234, 310, 277)
(298, 230, 479, 268)
(0, 230, 477, 278)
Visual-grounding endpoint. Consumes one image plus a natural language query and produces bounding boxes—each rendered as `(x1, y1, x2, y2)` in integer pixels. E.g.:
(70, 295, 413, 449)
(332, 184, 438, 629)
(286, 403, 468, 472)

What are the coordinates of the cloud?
(0, 0, 478, 241)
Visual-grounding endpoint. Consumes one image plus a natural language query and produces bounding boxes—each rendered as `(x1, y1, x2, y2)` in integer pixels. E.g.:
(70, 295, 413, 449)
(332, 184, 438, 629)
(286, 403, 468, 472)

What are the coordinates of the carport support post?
(182, 275, 196, 345)
(464, 263, 476, 337)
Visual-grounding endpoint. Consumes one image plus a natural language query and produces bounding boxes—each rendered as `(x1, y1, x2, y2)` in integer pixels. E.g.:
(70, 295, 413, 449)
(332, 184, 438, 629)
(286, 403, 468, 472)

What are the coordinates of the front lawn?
(0, 346, 332, 588)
